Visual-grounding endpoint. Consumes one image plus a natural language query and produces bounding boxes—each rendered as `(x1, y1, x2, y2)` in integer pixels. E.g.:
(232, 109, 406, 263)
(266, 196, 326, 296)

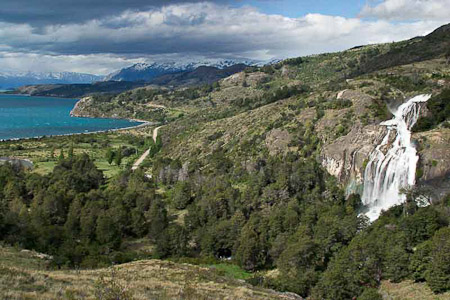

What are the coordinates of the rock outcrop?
(320, 89, 450, 200)
(70, 96, 93, 117)
(321, 124, 387, 195)
(414, 128, 450, 199)
(319, 89, 387, 194)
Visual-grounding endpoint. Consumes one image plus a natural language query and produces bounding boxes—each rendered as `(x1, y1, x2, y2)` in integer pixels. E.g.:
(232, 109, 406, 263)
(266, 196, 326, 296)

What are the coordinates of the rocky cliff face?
(318, 89, 385, 194)
(321, 124, 387, 195)
(319, 89, 449, 200)
(414, 129, 450, 199)
(70, 97, 95, 118)
(70, 96, 123, 119)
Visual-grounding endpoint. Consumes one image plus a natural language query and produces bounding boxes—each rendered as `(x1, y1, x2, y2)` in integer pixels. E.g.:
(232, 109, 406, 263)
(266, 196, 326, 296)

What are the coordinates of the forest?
(0, 149, 449, 299)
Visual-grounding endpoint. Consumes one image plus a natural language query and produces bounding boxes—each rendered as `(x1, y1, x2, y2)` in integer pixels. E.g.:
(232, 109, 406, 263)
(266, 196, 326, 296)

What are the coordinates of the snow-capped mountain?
(104, 58, 260, 82)
(0, 72, 104, 89)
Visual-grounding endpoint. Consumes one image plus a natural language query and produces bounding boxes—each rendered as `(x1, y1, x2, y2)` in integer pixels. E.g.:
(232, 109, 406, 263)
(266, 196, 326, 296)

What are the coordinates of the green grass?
(33, 161, 57, 175)
(0, 128, 154, 178)
(95, 159, 126, 178)
(205, 263, 252, 280)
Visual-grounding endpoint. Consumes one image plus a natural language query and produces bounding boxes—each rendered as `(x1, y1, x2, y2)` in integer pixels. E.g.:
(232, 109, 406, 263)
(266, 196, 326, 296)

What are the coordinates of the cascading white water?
(362, 94, 432, 221)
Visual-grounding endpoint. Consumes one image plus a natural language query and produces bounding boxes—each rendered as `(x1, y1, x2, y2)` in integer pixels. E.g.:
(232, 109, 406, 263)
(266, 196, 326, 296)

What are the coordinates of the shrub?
(413, 89, 450, 132)
(94, 269, 134, 300)
(426, 228, 450, 293)
(359, 288, 383, 300)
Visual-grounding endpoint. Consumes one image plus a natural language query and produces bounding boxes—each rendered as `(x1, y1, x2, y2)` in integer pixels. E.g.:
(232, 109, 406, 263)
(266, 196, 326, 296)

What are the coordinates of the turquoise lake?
(0, 94, 143, 140)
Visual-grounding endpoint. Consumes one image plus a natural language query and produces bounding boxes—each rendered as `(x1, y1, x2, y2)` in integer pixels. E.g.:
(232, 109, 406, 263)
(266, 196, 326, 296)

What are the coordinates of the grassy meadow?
(0, 125, 155, 178)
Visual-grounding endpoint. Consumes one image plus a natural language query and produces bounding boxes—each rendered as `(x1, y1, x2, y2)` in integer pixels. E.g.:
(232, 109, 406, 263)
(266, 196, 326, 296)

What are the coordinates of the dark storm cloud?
(0, 1, 447, 74)
(0, 0, 231, 25)
(1, 3, 445, 60)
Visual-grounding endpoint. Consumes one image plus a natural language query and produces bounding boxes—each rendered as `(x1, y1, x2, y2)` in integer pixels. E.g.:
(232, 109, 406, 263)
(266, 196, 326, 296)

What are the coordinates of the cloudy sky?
(1, 0, 449, 75)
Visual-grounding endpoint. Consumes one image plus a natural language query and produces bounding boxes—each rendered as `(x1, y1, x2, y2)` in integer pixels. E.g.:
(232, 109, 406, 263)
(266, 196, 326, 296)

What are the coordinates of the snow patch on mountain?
(104, 58, 266, 82)
(0, 72, 103, 89)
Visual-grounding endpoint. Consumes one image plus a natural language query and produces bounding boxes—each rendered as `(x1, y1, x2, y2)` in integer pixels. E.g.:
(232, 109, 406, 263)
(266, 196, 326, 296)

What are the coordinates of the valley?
(0, 23, 450, 300)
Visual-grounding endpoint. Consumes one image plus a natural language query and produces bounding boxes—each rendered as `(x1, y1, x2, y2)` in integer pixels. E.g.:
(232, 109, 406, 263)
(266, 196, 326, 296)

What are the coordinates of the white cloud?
(0, 2, 448, 74)
(0, 52, 143, 75)
(360, 0, 450, 21)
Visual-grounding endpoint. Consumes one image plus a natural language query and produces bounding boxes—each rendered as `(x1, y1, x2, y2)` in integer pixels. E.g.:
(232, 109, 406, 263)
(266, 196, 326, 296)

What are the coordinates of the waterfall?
(362, 94, 432, 221)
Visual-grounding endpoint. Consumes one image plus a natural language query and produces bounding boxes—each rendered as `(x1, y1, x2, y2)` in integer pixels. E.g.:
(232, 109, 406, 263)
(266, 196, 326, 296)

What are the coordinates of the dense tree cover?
(413, 89, 450, 132)
(151, 143, 450, 298)
(0, 143, 449, 299)
(0, 154, 167, 267)
(312, 201, 450, 299)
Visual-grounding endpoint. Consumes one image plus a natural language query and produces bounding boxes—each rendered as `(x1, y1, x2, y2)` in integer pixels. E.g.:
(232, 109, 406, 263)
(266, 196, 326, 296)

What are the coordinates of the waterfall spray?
(362, 94, 432, 221)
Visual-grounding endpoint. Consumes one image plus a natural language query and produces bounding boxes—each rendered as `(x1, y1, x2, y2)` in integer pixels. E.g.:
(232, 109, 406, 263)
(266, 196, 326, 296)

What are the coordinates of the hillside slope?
(13, 64, 249, 98)
(2, 23, 450, 300)
(0, 246, 300, 300)
(68, 23, 450, 200)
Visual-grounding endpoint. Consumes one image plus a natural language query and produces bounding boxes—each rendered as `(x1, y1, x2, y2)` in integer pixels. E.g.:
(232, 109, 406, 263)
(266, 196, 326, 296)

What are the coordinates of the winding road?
(131, 125, 163, 171)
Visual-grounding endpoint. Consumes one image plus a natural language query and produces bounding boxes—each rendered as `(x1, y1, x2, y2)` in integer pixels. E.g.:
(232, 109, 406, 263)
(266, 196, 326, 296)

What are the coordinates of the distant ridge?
(355, 23, 450, 75)
(105, 58, 259, 82)
(14, 63, 251, 97)
(148, 64, 249, 87)
(0, 71, 103, 89)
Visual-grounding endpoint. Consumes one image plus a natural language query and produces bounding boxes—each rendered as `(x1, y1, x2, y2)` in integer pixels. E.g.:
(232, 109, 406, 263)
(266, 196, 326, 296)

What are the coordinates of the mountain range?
(13, 63, 252, 97)
(104, 58, 260, 82)
(0, 72, 103, 89)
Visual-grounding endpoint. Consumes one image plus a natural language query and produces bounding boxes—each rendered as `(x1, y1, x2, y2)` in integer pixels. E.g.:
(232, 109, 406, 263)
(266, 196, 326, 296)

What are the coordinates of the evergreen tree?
(426, 227, 450, 293)
(115, 149, 122, 166)
(147, 198, 168, 242)
(106, 148, 115, 165)
(68, 143, 74, 159)
(172, 181, 192, 210)
(96, 210, 121, 249)
(59, 149, 65, 161)
(359, 288, 383, 300)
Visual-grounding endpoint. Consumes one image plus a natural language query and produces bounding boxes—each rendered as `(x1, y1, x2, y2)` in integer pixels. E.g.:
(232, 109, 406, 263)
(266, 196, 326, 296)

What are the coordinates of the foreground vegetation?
(0, 127, 154, 178)
(0, 245, 295, 300)
(1, 152, 449, 299)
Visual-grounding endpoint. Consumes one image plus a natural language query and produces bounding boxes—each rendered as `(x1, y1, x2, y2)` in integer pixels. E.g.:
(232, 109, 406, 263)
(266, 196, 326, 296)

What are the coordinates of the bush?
(359, 288, 383, 300)
(426, 228, 450, 293)
(94, 269, 134, 300)
(413, 89, 450, 132)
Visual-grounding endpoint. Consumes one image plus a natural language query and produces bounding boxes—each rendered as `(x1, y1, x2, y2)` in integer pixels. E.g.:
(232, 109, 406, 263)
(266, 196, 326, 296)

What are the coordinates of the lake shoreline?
(0, 92, 75, 100)
(0, 120, 154, 142)
(0, 94, 155, 142)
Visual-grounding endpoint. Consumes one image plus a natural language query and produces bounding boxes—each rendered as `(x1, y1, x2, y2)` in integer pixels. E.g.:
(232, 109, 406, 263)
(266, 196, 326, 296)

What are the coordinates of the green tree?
(96, 210, 121, 249)
(147, 198, 168, 242)
(410, 240, 432, 282)
(59, 149, 65, 161)
(313, 233, 382, 300)
(106, 149, 115, 165)
(172, 181, 192, 210)
(68, 143, 74, 159)
(426, 227, 450, 293)
(359, 288, 383, 300)
(115, 149, 122, 166)
(235, 216, 269, 271)
(276, 227, 319, 296)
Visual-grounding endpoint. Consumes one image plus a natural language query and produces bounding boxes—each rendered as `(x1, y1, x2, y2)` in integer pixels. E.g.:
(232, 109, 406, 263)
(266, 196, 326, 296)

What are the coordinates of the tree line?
(0, 151, 449, 299)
